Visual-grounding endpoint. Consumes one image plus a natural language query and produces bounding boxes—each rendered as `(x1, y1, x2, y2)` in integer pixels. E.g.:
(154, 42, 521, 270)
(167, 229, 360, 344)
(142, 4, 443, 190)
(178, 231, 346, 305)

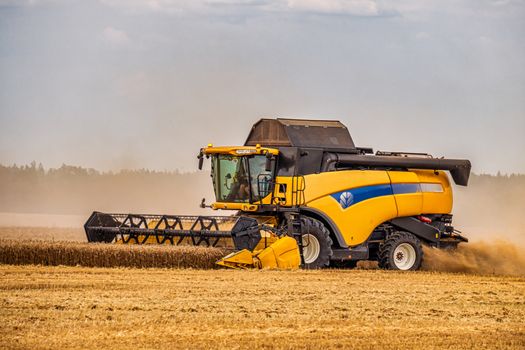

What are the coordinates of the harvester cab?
(198, 145, 280, 212)
(85, 118, 471, 271)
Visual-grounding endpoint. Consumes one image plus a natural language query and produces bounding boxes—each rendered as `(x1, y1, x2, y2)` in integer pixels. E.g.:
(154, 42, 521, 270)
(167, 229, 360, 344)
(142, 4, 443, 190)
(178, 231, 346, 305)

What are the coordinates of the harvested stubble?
(0, 240, 227, 268)
(1, 265, 524, 349)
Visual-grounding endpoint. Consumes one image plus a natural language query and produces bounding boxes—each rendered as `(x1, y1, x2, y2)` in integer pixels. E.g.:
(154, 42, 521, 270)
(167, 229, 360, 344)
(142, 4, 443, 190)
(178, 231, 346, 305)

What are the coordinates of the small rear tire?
(378, 232, 423, 271)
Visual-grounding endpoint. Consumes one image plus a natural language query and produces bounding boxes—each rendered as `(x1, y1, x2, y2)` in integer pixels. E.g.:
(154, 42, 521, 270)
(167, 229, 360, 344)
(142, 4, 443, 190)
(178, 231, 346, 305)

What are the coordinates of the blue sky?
(0, 0, 524, 173)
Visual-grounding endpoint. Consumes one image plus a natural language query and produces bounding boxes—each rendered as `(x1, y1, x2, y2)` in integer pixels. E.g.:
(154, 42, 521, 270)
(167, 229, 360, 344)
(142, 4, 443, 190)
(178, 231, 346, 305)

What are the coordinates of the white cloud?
(5, 0, 524, 17)
(287, 0, 379, 16)
(98, 0, 384, 16)
(98, 0, 208, 15)
(103, 26, 131, 46)
(0, 0, 64, 5)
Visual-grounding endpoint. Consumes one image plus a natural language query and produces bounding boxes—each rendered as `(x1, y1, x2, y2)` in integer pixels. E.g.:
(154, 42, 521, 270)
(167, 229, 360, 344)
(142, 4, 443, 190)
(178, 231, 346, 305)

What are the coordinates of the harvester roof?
(243, 117, 471, 186)
(245, 118, 356, 150)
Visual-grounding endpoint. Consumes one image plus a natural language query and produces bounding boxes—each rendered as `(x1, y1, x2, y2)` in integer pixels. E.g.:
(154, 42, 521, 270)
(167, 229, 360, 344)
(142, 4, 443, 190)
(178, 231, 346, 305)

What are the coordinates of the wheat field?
(1, 223, 524, 349)
(1, 265, 524, 350)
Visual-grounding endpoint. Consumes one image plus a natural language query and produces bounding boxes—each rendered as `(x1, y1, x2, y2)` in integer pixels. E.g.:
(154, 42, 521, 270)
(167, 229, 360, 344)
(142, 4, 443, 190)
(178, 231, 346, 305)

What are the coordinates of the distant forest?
(0, 163, 213, 215)
(0, 163, 524, 240)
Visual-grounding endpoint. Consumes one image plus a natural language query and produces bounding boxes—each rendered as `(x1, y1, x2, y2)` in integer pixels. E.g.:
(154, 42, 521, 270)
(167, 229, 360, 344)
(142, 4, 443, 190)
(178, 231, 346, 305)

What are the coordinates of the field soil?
(1, 265, 524, 350)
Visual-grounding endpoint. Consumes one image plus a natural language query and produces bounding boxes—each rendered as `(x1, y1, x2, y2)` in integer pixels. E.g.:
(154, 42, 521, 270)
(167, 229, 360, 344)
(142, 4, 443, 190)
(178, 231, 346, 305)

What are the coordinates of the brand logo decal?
(339, 191, 353, 209)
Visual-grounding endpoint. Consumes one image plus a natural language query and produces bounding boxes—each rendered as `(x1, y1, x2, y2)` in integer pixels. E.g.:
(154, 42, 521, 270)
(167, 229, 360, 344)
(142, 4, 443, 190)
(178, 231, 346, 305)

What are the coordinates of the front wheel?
(300, 217, 333, 269)
(378, 232, 423, 270)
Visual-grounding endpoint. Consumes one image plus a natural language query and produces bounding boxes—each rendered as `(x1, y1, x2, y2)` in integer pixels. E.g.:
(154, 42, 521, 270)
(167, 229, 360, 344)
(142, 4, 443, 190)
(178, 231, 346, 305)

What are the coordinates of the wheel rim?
(302, 234, 320, 264)
(393, 243, 416, 270)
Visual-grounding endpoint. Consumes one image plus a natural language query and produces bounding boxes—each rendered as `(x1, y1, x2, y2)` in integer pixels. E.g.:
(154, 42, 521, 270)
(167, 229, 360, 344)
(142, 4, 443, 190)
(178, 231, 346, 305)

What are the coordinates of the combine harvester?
(85, 118, 470, 270)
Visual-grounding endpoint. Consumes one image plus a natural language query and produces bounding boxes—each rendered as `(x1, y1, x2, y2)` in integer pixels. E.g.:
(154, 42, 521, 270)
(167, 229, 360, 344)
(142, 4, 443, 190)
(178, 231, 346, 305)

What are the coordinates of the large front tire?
(300, 217, 333, 269)
(378, 232, 423, 271)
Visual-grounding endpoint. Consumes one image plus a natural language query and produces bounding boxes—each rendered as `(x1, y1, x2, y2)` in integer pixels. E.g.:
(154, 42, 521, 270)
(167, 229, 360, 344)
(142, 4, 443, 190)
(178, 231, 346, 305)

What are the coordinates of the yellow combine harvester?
(85, 118, 470, 270)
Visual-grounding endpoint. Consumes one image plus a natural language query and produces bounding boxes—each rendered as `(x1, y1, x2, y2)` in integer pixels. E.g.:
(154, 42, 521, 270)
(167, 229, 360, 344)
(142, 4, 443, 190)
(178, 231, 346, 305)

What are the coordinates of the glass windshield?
(212, 155, 250, 202)
(211, 154, 274, 203)
(248, 155, 273, 199)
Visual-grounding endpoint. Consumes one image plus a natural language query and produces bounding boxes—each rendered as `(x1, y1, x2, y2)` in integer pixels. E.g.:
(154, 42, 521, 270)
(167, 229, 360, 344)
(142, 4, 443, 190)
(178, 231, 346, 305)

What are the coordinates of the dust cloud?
(422, 241, 525, 276)
(452, 174, 525, 246)
(420, 174, 525, 276)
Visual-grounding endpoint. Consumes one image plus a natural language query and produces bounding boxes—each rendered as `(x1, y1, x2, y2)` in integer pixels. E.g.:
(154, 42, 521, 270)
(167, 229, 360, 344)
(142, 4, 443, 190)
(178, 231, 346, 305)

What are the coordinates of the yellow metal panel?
(216, 250, 255, 269)
(388, 171, 423, 217)
(254, 246, 278, 268)
(303, 170, 391, 203)
(300, 169, 452, 247)
(393, 195, 422, 216)
(268, 176, 291, 206)
(254, 232, 279, 250)
(254, 236, 300, 269)
(262, 176, 305, 207)
(414, 170, 453, 214)
(298, 170, 396, 246)
(271, 236, 301, 268)
(202, 145, 279, 156)
(422, 192, 452, 214)
(211, 202, 259, 211)
(307, 194, 397, 246)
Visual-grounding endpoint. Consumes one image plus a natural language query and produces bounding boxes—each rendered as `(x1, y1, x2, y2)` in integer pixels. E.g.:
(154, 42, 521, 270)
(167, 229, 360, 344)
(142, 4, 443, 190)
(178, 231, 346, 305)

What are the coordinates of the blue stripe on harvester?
(391, 183, 421, 194)
(330, 184, 393, 210)
(330, 183, 422, 210)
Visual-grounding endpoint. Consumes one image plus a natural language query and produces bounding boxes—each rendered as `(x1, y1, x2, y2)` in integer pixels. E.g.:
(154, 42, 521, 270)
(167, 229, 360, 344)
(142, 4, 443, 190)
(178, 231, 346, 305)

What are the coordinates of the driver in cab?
(225, 161, 250, 201)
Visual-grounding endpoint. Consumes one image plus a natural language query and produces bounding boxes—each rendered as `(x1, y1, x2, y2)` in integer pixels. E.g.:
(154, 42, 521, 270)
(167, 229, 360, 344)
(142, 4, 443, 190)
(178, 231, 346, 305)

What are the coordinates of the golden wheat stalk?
(0, 240, 227, 269)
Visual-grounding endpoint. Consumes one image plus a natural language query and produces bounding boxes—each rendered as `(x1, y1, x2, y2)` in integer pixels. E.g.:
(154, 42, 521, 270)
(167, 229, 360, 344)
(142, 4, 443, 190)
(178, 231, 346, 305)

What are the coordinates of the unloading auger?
(85, 118, 471, 270)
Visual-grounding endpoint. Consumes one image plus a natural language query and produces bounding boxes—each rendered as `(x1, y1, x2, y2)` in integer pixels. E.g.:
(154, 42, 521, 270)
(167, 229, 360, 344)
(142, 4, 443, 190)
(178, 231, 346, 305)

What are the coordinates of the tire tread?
(300, 217, 333, 269)
(378, 231, 423, 270)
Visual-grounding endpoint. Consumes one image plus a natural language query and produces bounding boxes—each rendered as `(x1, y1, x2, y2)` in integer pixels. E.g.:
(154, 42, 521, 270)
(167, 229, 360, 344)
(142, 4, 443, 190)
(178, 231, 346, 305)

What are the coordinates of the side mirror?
(198, 153, 204, 170)
(200, 198, 210, 208)
(265, 153, 273, 172)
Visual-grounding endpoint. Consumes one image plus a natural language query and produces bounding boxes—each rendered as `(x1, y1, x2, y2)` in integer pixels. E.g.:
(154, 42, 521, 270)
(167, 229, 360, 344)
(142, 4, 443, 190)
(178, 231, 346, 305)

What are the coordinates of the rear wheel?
(300, 217, 333, 269)
(378, 232, 423, 270)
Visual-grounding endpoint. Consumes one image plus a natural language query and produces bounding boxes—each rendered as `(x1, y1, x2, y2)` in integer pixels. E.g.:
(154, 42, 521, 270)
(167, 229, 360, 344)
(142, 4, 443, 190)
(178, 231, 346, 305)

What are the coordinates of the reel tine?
(154, 217, 164, 244)
(87, 213, 238, 247)
(196, 235, 210, 247)
(122, 232, 131, 244)
(140, 233, 150, 244)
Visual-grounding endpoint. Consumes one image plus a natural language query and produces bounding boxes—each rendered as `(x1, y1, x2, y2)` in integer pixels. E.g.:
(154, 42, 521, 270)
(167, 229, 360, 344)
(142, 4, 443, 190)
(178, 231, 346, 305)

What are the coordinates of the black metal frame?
(85, 212, 237, 247)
